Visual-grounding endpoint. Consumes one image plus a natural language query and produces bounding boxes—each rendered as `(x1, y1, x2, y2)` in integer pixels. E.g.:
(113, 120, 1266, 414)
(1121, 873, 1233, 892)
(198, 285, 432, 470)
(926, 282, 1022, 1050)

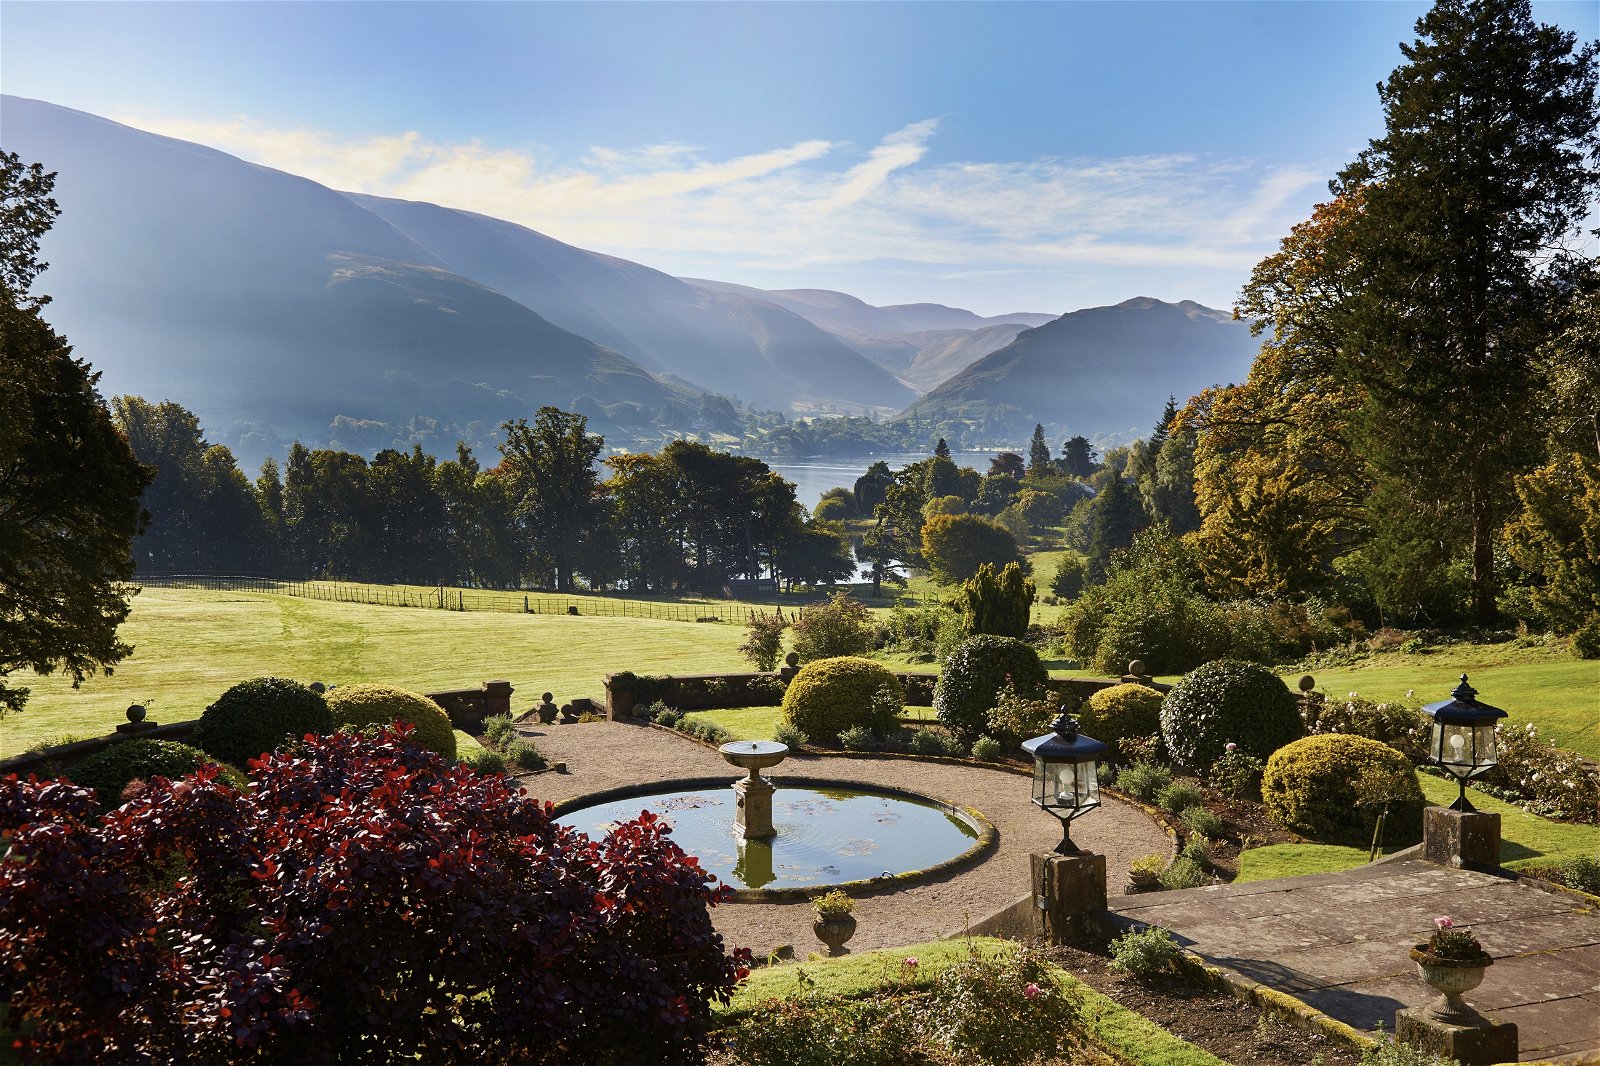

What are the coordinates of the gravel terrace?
(515, 718, 1172, 958)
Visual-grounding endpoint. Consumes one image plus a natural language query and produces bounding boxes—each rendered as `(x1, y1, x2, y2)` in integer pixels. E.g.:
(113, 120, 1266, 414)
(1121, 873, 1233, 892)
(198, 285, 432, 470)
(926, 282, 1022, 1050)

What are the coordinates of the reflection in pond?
(557, 786, 981, 890)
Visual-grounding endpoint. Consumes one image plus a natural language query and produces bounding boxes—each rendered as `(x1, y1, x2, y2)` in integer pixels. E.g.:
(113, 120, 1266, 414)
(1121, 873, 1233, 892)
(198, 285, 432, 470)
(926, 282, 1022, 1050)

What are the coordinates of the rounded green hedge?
(1079, 683, 1164, 761)
(933, 635, 1048, 743)
(325, 683, 457, 757)
(69, 739, 249, 811)
(191, 676, 334, 766)
(1262, 733, 1424, 844)
(780, 657, 901, 745)
(1160, 658, 1303, 772)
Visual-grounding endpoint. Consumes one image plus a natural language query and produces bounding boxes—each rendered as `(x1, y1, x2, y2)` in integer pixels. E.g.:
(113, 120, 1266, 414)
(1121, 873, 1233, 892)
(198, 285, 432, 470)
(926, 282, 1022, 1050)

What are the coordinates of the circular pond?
(556, 783, 986, 892)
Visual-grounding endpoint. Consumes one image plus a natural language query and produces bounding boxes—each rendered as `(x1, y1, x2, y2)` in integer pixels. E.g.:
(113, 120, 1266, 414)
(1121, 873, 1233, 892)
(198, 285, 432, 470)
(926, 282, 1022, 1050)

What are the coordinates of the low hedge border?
(550, 772, 997, 903)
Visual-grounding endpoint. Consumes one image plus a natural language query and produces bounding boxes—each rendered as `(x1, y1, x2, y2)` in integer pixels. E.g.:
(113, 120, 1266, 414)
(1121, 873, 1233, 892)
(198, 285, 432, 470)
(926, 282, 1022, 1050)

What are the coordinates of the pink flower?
(1435, 916, 1454, 930)
(1024, 982, 1041, 1000)
(902, 956, 919, 970)
(1224, 742, 1238, 753)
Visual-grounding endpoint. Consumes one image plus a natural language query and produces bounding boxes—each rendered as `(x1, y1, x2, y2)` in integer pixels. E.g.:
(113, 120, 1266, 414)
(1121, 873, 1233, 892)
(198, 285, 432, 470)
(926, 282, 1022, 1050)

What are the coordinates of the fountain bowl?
(719, 740, 788, 773)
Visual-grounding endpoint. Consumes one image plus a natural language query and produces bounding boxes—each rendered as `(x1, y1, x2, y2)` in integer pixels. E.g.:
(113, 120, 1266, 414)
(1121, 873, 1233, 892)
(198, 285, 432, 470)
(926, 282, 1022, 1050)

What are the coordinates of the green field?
(1284, 643, 1600, 758)
(2, 587, 750, 758)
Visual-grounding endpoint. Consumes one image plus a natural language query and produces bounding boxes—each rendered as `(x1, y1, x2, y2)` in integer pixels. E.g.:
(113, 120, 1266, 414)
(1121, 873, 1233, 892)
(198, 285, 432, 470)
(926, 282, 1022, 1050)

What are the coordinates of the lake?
(764, 451, 1005, 510)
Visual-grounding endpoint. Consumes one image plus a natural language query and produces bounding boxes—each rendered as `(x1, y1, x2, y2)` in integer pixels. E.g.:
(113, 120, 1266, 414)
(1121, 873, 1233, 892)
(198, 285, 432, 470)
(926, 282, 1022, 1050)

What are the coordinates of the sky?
(2, 1, 1595, 316)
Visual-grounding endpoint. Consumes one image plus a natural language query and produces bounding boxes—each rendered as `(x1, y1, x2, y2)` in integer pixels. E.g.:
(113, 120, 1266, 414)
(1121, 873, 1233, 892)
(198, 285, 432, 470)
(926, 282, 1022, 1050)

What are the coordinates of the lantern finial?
(1451, 674, 1477, 702)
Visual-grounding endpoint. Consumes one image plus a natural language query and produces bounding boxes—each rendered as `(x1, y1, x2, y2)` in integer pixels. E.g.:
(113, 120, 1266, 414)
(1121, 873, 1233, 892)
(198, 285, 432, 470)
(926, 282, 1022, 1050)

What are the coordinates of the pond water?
(556, 784, 983, 891)
(764, 451, 1006, 510)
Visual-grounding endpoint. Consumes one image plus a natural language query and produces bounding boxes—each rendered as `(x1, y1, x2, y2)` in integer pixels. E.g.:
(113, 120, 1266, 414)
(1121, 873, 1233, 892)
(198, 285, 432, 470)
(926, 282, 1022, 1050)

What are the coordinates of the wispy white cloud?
(111, 109, 1326, 308)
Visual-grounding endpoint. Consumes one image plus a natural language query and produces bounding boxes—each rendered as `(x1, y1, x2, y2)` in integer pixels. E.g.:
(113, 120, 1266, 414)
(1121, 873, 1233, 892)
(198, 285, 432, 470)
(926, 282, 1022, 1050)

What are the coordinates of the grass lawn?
(1236, 774, 1600, 883)
(721, 937, 1228, 1066)
(4, 587, 751, 758)
(1283, 641, 1600, 758)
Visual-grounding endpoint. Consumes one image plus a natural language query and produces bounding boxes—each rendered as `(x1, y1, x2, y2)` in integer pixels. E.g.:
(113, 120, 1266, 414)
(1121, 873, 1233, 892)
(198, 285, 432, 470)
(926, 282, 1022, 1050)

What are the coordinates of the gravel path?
(515, 718, 1171, 958)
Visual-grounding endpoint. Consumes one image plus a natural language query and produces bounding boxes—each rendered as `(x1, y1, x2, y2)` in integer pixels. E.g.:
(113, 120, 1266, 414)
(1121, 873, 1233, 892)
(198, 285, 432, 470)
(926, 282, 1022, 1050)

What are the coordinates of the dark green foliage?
(781, 658, 901, 745)
(1158, 857, 1210, 890)
(502, 737, 546, 772)
(1108, 926, 1185, 979)
(191, 676, 333, 766)
(933, 635, 1047, 743)
(69, 739, 247, 811)
(1, 156, 150, 717)
(482, 712, 516, 747)
(1182, 806, 1227, 838)
(920, 513, 1023, 585)
(498, 407, 606, 591)
(791, 591, 874, 662)
(460, 748, 508, 775)
(326, 682, 458, 757)
(1028, 423, 1051, 474)
(1156, 780, 1204, 815)
(1160, 659, 1303, 773)
(1078, 683, 1164, 763)
(1262, 733, 1424, 844)
(1208, 748, 1265, 801)
(1111, 761, 1173, 804)
(1084, 475, 1147, 584)
(971, 736, 1003, 760)
(957, 561, 1034, 639)
(740, 611, 789, 670)
(1049, 551, 1087, 600)
(908, 729, 965, 757)
(771, 721, 809, 749)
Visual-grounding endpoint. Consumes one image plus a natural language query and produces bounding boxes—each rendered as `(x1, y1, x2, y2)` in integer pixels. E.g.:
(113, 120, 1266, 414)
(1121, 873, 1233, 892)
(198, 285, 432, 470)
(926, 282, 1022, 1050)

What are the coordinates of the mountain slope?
(0, 95, 690, 462)
(898, 298, 1257, 439)
(346, 194, 915, 412)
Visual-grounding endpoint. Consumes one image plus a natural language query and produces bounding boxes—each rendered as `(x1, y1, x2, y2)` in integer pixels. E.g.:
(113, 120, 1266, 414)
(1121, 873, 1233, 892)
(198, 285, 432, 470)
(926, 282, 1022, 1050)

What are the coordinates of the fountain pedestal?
(719, 741, 789, 841)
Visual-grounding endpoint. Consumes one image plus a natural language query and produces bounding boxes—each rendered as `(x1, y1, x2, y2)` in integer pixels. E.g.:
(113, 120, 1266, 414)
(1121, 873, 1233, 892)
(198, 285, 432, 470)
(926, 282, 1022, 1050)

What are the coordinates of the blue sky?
(3, 1, 1595, 315)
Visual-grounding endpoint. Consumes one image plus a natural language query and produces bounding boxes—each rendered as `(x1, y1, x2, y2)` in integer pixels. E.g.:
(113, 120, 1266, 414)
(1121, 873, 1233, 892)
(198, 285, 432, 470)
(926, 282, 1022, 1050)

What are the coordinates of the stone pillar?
(1396, 1009, 1517, 1065)
(1423, 807, 1501, 870)
(1030, 851, 1106, 944)
(733, 772, 776, 840)
(482, 680, 513, 719)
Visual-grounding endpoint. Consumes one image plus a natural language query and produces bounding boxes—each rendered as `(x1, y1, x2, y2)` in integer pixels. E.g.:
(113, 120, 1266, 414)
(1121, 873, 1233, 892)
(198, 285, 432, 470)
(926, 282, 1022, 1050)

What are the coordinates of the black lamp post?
(1023, 712, 1109, 854)
(1423, 675, 1507, 812)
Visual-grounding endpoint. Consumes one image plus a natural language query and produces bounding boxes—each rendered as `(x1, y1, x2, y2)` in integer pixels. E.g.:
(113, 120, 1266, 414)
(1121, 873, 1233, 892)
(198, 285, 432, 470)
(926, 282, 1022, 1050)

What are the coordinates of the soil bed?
(1040, 940, 1365, 1066)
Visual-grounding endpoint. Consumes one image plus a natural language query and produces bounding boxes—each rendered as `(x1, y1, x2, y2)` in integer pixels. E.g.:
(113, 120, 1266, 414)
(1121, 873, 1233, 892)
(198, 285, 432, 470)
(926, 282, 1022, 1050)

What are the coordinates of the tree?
(853, 460, 893, 514)
(499, 408, 606, 591)
(1327, 0, 1599, 621)
(1, 155, 150, 717)
(1027, 424, 1051, 475)
(988, 452, 1026, 480)
(934, 437, 951, 460)
(1060, 436, 1097, 478)
(920, 513, 1024, 585)
(958, 562, 1035, 639)
(1083, 474, 1146, 584)
(1502, 453, 1600, 649)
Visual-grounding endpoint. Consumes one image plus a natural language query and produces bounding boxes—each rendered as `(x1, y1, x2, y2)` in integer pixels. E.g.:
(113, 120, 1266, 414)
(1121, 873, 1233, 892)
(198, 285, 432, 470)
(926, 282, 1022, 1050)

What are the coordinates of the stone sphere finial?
(309, 681, 326, 694)
(785, 651, 799, 668)
(1127, 659, 1145, 677)
(542, 691, 554, 704)
(126, 703, 146, 724)
(1298, 674, 1316, 692)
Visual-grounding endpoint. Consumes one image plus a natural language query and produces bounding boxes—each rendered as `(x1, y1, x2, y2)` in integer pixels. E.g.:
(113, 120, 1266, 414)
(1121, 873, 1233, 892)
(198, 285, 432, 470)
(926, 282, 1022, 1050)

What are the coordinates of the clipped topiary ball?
(1079, 683, 1165, 761)
(191, 676, 334, 767)
(69, 739, 248, 811)
(1160, 658, 1302, 772)
(780, 656, 901, 745)
(1262, 734, 1424, 844)
(325, 683, 457, 757)
(933, 635, 1048, 743)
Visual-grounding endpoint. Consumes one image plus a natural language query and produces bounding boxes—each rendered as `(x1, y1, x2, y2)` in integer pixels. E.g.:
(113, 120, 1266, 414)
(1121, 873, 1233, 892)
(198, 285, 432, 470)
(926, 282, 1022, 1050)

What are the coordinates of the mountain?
(683, 278, 1052, 385)
(0, 95, 695, 464)
(897, 298, 1258, 440)
(345, 195, 915, 413)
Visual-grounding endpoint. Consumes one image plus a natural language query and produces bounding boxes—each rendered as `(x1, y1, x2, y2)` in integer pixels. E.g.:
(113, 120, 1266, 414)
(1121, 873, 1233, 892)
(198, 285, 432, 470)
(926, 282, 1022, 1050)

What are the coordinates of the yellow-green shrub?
(1262, 734, 1424, 844)
(325, 683, 457, 757)
(1078, 683, 1163, 761)
(781, 657, 902, 745)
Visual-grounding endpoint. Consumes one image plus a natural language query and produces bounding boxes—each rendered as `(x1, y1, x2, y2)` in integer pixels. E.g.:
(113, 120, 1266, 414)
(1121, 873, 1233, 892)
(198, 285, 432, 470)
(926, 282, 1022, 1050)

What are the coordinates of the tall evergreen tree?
(1060, 436, 1098, 479)
(1329, 0, 1599, 621)
(934, 437, 951, 460)
(1027, 424, 1051, 475)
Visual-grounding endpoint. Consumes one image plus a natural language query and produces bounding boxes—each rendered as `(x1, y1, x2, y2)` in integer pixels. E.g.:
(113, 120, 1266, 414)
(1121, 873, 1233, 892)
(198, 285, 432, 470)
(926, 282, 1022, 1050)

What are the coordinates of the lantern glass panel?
(1046, 759, 1099, 813)
(1435, 723, 1477, 777)
(1032, 758, 1047, 807)
(1471, 725, 1497, 772)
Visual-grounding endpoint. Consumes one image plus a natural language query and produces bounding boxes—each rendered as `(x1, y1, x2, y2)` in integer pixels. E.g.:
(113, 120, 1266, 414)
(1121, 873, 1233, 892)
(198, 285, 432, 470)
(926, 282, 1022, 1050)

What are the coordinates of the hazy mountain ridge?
(898, 297, 1257, 437)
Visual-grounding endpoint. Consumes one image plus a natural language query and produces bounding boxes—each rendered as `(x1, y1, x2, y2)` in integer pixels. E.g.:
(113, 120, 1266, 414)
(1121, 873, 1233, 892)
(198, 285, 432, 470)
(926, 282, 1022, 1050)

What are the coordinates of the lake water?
(764, 451, 1003, 509)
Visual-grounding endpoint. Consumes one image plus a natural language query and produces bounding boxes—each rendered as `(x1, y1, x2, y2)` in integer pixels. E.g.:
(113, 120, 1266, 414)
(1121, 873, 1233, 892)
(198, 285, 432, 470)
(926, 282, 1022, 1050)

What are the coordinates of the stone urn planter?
(813, 913, 857, 956)
(1128, 870, 1161, 892)
(1410, 945, 1493, 1022)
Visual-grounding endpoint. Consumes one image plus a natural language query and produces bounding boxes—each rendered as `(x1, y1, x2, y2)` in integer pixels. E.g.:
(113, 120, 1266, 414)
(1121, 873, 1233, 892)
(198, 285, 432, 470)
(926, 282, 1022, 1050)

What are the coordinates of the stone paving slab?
(1110, 859, 1600, 1060)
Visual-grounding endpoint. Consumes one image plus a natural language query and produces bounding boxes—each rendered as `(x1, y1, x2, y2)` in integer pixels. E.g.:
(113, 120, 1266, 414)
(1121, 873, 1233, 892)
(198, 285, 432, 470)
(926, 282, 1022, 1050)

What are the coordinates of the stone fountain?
(719, 740, 788, 839)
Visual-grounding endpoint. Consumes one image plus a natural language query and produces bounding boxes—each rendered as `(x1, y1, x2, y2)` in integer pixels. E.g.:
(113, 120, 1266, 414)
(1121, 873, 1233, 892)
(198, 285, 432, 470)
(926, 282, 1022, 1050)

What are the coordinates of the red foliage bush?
(0, 726, 746, 1064)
